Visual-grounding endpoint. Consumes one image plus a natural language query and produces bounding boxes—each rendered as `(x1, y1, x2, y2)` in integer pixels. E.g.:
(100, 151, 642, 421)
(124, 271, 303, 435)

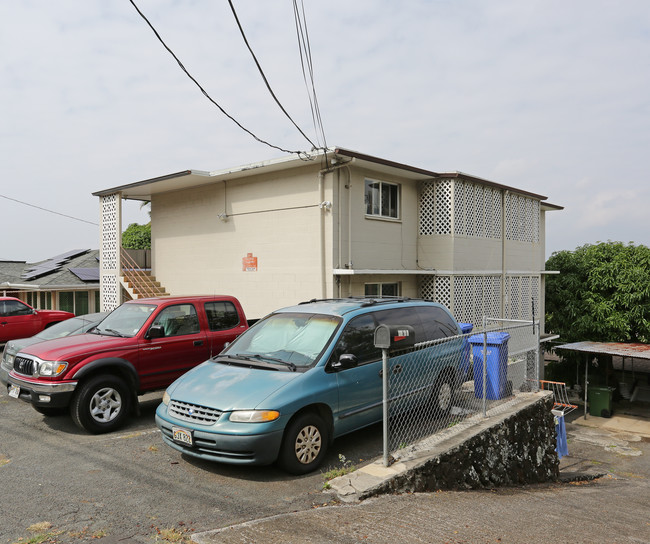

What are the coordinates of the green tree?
(122, 223, 151, 250)
(545, 241, 650, 343)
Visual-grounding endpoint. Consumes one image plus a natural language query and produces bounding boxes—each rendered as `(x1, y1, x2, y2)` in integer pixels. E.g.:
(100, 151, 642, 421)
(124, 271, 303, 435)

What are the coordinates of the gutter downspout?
(319, 170, 327, 299)
(319, 159, 355, 299)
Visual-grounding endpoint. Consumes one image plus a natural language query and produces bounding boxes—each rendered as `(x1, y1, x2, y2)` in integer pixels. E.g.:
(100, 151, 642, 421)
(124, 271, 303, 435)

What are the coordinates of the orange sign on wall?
(242, 252, 258, 272)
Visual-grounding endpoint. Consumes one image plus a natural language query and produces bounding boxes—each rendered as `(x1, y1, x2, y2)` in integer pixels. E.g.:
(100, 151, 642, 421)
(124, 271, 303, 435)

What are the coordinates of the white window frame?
(365, 179, 400, 220)
(365, 282, 401, 297)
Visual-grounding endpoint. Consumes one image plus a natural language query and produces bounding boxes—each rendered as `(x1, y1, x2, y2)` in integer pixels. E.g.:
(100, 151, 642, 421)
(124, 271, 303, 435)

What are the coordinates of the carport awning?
(557, 341, 650, 375)
(556, 342, 650, 360)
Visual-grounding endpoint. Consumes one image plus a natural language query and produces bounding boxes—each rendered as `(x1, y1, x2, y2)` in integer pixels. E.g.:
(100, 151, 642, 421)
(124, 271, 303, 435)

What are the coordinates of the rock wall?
(370, 394, 558, 496)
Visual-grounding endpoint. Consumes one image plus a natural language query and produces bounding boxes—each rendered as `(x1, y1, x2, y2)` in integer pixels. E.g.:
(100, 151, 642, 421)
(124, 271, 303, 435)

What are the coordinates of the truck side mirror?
(146, 325, 165, 340)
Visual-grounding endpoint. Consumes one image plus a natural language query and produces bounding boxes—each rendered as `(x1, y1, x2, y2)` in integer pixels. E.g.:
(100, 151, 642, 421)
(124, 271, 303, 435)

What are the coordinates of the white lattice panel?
(484, 276, 502, 318)
(487, 187, 502, 238)
(505, 193, 540, 243)
(100, 194, 119, 270)
(419, 179, 507, 241)
(419, 181, 436, 235)
(435, 276, 451, 308)
(418, 276, 452, 309)
(420, 275, 503, 326)
(451, 275, 503, 326)
(434, 180, 452, 235)
(453, 181, 466, 236)
(100, 274, 119, 311)
(473, 184, 485, 238)
(505, 275, 541, 320)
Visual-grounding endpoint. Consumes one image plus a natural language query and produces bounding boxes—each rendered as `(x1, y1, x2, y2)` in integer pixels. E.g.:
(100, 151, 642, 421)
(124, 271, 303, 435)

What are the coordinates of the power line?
(128, 0, 308, 156)
(0, 194, 98, 226)
(226, 0, 318, 150)
(293, 0, 327, 150)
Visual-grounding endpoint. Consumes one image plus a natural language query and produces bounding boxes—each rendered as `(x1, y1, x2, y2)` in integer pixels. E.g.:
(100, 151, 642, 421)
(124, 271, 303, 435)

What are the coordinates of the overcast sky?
(1, 0, 648, 263)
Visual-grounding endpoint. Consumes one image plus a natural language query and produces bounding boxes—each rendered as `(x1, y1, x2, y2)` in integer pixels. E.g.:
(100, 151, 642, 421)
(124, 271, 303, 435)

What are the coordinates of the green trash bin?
(588, 386, 613, 418)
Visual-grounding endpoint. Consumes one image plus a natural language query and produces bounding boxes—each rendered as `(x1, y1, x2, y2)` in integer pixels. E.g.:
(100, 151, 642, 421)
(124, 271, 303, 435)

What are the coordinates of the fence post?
(535, 319, 541, 387)
(381, 347, 390, 466)
(482, 316, 488, 418)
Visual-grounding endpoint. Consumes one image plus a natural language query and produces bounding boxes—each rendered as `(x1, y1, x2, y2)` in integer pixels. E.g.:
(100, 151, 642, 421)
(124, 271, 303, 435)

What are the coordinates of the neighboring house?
(93, 148, 562, 330)
(0, 249, 100, 315)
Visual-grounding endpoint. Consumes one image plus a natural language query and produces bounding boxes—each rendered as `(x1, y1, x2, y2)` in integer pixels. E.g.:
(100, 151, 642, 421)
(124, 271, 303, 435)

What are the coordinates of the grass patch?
(322, 454, 356, 488)
(153, 527, 193, 543)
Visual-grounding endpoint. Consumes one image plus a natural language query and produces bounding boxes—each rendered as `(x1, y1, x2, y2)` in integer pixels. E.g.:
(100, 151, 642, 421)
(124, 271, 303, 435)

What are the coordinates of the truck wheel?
(70, 375, 131, 434)
(277, 412, 329, 475)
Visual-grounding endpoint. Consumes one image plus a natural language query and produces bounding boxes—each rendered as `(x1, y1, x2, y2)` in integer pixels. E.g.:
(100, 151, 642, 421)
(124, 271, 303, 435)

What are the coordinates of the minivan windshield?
(93, 303, 156, 338)
(221, 312, 341, 368)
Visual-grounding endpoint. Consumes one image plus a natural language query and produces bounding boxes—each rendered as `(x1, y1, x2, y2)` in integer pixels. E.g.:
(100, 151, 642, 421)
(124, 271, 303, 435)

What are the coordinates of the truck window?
(1, 300, 33, 317)
(153, 304, 200, 337)
(204, 301, 240, 331)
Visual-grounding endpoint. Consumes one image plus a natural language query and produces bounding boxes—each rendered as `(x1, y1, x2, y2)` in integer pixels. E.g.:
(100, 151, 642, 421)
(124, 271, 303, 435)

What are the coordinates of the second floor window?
(365, 179, 400, 219)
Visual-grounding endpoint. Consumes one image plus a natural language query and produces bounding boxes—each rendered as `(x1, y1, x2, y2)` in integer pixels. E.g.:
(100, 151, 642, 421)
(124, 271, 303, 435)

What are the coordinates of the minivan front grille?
(168, 400, 222, 425)
(14, 356, 36, 376)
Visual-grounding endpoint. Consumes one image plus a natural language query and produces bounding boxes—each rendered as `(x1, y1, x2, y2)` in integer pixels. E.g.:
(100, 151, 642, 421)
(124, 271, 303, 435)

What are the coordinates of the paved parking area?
(3, 380, 649, 544)
(0, 390, 379, 543)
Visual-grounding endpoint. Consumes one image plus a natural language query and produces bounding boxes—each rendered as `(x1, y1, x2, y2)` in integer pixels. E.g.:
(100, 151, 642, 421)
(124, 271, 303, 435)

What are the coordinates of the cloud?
(0, 0, 649, 261)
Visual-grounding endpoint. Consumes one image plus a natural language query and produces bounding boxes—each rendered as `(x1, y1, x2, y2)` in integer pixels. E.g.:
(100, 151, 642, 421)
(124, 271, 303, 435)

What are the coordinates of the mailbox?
(374, 324, 416, 350)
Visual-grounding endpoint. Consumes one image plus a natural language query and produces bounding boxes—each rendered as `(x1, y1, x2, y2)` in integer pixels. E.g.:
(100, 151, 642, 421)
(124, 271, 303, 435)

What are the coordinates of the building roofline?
(92, 147, 555, 204)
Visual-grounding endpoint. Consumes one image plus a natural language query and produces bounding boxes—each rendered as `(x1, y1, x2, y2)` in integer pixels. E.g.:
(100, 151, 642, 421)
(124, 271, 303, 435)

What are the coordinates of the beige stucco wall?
(144, 162, 549, 321)
(151, 165, 334, 319)
(332, 167, 419, 271)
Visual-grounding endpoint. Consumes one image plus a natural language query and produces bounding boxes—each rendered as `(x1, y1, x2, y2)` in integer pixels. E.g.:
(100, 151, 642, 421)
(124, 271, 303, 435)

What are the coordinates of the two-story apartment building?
(93, 148, 561, 328)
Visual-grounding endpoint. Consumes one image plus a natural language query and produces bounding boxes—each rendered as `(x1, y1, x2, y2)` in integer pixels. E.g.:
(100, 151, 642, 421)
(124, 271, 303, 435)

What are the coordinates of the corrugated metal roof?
(556, 341, 650, 360)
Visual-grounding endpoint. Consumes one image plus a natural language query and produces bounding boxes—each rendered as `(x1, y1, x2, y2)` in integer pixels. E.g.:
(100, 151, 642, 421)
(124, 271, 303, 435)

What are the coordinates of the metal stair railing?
(120, 248, 167, 299)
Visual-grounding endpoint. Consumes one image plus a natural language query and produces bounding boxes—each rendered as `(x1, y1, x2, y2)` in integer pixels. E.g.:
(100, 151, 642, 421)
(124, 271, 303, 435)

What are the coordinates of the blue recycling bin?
(468, 332, 511, 400)
(458, 323, 473, 380)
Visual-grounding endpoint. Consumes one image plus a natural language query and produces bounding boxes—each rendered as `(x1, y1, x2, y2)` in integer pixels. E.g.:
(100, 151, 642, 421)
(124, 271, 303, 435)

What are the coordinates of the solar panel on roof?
(69, 268, 100, 282)
(21, 249, 91, 280)
(49, 249, 88, 262)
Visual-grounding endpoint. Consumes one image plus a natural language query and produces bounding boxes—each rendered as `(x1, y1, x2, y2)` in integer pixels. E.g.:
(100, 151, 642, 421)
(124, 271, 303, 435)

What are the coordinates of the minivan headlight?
(229, 410, 280, 423)
(162, 390, 171, 405)
(37, 361, 68, 377)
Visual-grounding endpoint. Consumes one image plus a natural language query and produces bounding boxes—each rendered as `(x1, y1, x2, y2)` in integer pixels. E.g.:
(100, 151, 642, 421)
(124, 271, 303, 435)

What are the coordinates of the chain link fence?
(386, 319, 540, 461)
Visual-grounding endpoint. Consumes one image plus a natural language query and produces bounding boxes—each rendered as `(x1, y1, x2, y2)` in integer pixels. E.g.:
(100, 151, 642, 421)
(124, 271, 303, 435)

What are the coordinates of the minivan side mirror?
(146, 325, 165, 340)
(330, 353, 358, 371)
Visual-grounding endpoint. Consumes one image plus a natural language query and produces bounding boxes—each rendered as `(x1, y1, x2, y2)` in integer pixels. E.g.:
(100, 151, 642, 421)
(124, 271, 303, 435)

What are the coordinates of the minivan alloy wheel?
(278, 412, 329, 474)
(294, 424, 322, 464)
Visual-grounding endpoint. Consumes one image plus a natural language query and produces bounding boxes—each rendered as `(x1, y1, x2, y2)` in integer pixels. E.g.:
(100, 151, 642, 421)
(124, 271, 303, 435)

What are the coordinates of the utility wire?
(293, 0, 327, 150)
(226, 0, 318, 151)
(128, 0, 306, 156)
(0, 194, 98, 226)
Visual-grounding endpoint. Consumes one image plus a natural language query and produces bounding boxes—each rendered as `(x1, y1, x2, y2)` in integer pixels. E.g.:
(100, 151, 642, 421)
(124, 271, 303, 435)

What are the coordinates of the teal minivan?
(155, 298, 464, 474)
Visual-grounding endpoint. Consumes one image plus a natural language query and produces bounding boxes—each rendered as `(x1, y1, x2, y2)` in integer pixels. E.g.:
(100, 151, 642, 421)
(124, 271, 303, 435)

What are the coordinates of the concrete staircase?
(120, 249, 169, 299)
(121, 269, 169, 299)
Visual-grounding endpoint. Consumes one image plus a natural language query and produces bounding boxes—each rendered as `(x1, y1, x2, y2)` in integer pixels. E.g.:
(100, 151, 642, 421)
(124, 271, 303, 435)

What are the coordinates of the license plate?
(8, 384, 20, 399)
(172, 426, 193, 446)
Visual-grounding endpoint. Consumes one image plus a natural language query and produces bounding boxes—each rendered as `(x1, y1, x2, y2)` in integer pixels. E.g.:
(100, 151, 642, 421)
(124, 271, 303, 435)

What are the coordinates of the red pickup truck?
(1, 295, 248, 433)
(0, 297, 74, 343)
